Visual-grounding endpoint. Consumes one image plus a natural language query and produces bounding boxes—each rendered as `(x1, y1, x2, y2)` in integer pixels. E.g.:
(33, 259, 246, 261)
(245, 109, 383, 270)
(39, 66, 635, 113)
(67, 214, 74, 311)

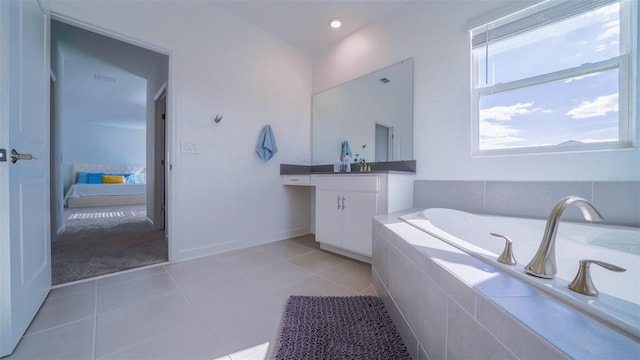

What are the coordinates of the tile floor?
(6, 235, 376, 359)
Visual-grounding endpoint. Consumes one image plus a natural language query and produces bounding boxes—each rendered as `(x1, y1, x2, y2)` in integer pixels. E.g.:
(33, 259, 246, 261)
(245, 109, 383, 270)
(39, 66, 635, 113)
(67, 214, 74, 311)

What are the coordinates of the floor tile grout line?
(48, 283, 96, 299)
(283, 249, 349, 269)
(23, 283, 99, 337)
(315, 261, 374, 295)
(265, 248, 320, 262)
(22, 315, 95, 338)
(164, 266, 233, 360)
(12, 236, 383, 359)
(96, 266, 169, 290)
(282, 253, 373, 294)
(94, 285, 182, 317)
(282, 259, 330, 277)
(284, 252, 351, 274)
(92, 292, 202, 360)
(93, 317, 219, 360)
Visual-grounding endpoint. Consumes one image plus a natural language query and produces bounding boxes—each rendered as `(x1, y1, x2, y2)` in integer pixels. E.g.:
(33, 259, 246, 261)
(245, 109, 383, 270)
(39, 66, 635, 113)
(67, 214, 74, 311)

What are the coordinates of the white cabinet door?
(342, 192, 377, 256)
(315, 189, 342, 248)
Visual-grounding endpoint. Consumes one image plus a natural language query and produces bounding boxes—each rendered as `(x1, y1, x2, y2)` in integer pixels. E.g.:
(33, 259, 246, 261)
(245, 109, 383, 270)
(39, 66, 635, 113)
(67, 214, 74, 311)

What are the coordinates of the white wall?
(58, 56, 148, 190)
(43, 0, 312, 261)
(313, 0, 640, 181)
(60, 116, 146, 190)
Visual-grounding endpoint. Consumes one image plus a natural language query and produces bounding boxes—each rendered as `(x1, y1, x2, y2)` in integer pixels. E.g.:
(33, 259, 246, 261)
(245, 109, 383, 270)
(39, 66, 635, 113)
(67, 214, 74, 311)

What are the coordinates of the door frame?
(153, 82, 167, 233)
(375, 122, 394, 162)
(48, 12, 175, 262)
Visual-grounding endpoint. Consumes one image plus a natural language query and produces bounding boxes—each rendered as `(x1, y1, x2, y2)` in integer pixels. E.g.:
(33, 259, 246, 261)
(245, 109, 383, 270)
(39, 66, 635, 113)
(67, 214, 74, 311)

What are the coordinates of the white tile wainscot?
(372, 210, 640, 360)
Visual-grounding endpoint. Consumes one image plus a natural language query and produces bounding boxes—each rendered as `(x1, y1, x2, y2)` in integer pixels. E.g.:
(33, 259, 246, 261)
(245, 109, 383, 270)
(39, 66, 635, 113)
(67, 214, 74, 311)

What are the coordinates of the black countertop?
(280, 160, 416, 175)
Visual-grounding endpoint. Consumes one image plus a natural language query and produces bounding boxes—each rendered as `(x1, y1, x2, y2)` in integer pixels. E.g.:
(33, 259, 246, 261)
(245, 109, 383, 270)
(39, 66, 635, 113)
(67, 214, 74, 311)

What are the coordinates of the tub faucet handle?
(568, 259, 626, 297)
(489, 233, 517, 265)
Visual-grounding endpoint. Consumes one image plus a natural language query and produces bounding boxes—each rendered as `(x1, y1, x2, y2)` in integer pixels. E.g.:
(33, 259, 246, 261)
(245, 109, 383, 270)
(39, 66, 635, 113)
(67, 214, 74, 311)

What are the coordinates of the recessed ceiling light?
(329, 17, 342, 29)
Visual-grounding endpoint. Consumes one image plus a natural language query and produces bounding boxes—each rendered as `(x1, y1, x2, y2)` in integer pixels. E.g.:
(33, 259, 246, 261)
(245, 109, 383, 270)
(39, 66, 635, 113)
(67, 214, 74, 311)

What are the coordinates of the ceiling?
(214, 1, 412, 58)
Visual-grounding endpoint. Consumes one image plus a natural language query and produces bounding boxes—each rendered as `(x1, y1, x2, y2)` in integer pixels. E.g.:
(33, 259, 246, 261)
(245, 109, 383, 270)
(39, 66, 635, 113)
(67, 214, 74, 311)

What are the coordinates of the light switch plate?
(181, 138, 200, 154)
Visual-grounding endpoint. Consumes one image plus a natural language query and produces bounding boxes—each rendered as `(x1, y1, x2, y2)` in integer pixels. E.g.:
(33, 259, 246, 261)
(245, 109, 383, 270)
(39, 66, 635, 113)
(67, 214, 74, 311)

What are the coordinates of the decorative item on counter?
(341, 154, 351, 172)
(256, 124, 278, 161)
(359, 159, 372, 172)
(340, 140, 352, 161)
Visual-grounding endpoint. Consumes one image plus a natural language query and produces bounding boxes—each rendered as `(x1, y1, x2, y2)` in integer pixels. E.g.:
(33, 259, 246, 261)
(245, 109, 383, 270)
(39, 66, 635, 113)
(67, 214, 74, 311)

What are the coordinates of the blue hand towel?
(256, 125, 278, 161)
(340, 140, 352, 160)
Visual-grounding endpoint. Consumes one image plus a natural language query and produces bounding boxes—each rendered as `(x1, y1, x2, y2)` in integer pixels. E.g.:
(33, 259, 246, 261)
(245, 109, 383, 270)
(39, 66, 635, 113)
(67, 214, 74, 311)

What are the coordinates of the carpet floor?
(52, 205, 168, 285)
(275, 296, 411, 360)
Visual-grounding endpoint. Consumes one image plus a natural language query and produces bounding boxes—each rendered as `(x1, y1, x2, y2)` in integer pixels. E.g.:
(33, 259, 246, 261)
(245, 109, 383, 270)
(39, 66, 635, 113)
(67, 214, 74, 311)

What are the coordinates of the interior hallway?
(8, 235, 374, 359)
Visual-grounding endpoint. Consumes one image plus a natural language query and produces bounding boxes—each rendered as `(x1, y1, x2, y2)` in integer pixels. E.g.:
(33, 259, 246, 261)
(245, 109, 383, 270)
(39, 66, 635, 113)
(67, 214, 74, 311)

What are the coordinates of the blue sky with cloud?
(476, 2, 622, 150)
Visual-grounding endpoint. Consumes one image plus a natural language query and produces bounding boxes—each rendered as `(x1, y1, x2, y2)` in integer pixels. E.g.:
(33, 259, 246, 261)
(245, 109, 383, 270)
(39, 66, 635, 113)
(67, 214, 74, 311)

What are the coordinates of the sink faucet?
(525, 196, 603, 279)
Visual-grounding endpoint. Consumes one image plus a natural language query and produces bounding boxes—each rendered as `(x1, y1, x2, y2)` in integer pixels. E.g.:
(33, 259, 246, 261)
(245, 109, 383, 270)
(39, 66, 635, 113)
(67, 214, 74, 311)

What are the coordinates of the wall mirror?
(312, 58, 413, 165)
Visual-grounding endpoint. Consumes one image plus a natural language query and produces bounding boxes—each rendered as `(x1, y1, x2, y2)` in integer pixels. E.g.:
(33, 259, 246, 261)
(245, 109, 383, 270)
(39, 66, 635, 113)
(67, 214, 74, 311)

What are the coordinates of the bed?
(64, 164, 147, 208)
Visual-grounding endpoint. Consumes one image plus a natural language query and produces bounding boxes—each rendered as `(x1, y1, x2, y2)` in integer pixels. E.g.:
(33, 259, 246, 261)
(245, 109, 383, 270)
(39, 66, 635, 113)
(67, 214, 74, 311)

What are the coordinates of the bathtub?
(400, 208, 640, 338)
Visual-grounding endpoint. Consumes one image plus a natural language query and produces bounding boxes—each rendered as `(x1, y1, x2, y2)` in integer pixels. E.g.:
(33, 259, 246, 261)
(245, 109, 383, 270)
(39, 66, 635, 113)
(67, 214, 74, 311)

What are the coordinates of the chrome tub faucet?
(525, 196, 604, 279)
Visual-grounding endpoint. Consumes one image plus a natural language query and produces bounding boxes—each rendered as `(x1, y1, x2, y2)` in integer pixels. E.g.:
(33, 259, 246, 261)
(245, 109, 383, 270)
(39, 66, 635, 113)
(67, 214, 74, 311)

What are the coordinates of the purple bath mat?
(275, 296, 411, 360)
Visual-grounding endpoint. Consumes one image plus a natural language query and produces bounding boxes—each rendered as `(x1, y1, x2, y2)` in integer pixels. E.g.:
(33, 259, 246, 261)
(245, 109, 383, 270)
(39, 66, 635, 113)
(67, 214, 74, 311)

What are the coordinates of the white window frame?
(470, 0, 637, 156)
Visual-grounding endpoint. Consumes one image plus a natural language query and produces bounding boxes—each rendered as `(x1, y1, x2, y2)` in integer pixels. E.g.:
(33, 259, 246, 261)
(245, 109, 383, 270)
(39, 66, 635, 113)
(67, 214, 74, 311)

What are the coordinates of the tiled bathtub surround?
(372, 212, 640, 359)
(413, 181, 640, 227)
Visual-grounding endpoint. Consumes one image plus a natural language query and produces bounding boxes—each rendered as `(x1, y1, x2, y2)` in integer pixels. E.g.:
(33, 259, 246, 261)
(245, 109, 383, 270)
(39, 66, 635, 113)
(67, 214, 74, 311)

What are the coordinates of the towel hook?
(213, 114, 223, 123)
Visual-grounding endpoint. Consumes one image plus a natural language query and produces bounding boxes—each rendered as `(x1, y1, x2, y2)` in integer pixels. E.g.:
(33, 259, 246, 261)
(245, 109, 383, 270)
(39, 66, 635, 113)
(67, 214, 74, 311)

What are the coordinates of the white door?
(0, 0, 51, 357)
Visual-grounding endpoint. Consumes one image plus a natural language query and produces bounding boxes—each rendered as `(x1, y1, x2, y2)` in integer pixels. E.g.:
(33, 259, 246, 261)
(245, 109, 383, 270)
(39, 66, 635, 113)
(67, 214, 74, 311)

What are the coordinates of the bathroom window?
(471, 0, 636, 155)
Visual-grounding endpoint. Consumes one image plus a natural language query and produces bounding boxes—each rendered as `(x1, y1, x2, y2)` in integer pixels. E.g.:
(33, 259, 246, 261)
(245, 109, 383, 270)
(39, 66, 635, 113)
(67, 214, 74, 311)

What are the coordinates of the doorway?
(375, 123, 394, 162)
(49, 19, 170, 285)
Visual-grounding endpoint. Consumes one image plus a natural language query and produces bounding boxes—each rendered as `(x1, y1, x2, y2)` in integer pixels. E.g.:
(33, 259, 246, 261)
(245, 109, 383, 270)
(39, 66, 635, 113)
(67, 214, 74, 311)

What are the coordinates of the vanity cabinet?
(312, 173, 413, 260)
(281, 175, 311, 186)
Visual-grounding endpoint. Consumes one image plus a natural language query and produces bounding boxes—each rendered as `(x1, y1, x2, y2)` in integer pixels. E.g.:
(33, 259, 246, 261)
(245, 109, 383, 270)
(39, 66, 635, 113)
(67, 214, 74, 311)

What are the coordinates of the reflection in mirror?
(312, 58, 413, 165)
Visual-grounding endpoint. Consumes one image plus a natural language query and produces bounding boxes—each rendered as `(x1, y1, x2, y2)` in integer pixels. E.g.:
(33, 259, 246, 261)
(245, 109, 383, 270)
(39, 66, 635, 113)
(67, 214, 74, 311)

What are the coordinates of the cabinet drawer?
(282, 175, 311, 186)
(313, 175, 378, 192)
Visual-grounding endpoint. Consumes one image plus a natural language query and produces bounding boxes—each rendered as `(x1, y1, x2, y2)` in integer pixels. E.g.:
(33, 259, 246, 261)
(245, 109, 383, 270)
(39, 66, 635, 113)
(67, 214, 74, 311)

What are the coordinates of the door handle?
(342, 196, 346, 210)
(337, 196, 341, 210)
(10, 149, 37, 164)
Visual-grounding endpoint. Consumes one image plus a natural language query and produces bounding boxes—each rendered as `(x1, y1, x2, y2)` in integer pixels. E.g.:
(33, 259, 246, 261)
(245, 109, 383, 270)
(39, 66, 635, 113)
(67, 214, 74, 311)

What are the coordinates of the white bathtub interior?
(400, 208, 640, 338)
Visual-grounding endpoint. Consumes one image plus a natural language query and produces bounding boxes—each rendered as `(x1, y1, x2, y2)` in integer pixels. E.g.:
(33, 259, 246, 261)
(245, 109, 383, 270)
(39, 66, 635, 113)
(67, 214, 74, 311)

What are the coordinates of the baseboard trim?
(175, 227, 312, 262)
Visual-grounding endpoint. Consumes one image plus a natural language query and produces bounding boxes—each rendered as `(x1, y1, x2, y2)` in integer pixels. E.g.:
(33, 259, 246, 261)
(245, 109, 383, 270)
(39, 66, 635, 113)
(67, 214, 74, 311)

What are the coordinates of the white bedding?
(64, 183, 146, 201)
